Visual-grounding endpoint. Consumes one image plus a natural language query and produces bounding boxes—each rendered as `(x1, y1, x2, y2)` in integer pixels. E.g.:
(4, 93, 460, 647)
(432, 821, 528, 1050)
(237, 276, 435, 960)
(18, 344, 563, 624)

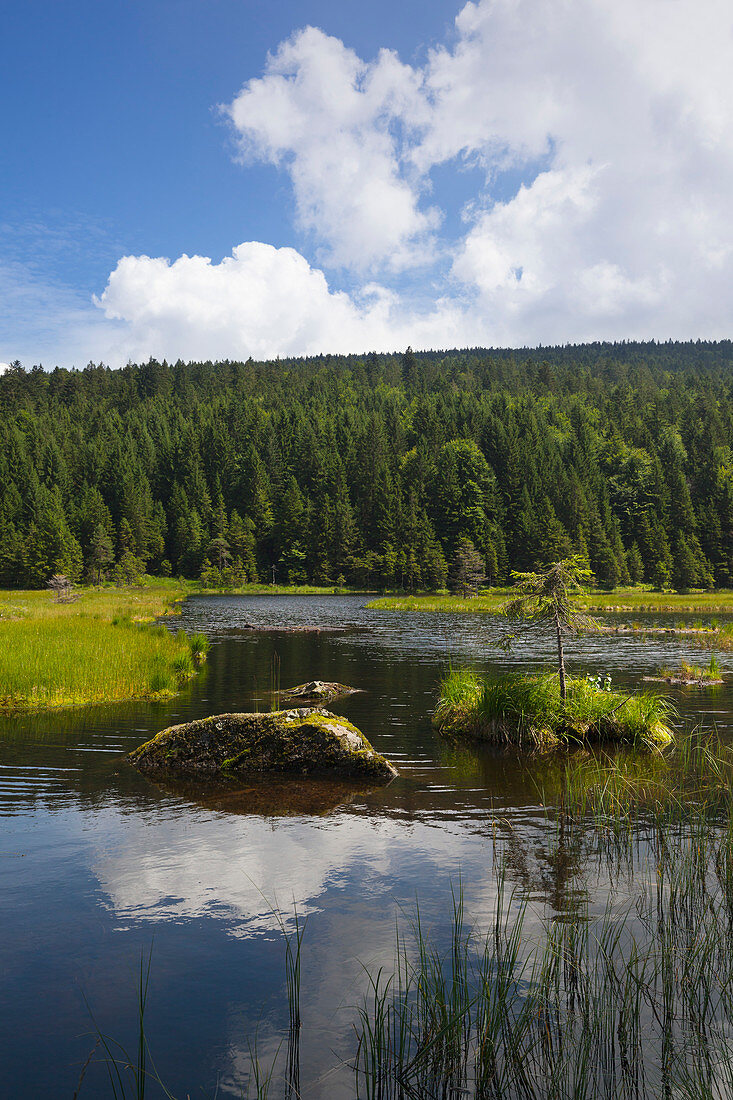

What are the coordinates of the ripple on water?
(3, 594, 733, 1098)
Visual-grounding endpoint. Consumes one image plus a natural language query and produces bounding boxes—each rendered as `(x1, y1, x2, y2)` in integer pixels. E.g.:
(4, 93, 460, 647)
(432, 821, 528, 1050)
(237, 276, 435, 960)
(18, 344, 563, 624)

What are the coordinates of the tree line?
(1, 340, 732, 592)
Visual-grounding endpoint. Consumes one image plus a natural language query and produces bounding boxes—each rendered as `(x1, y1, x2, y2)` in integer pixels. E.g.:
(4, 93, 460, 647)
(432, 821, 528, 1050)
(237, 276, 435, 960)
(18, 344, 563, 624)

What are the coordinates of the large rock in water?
(129, 707, 398, 782)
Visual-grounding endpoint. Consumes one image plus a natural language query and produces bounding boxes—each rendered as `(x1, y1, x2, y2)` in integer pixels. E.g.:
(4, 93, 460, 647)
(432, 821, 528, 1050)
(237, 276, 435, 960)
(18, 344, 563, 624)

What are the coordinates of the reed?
(560, 727, 733, 827)
(435, 669, 675, 747)
(270, 651, 282, 713)
(0, 582, 206, 711)
(352, 815, 733, 1100)
(80, 948, 159, 1100)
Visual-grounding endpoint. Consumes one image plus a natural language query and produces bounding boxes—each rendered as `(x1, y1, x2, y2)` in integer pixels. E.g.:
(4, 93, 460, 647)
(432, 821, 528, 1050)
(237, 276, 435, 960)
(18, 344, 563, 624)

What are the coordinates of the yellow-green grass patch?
(0, 580, 204, 711)
(368, 587, 733, 615)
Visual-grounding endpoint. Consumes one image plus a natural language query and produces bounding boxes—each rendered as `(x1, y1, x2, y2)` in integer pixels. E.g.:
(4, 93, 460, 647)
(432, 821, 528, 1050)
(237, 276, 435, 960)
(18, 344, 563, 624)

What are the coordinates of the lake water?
(2, 595, 732, 1097)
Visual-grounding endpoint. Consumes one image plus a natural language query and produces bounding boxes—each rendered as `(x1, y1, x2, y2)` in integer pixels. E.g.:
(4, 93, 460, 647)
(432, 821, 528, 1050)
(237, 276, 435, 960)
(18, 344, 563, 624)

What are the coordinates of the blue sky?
(2, 0, 731, 367)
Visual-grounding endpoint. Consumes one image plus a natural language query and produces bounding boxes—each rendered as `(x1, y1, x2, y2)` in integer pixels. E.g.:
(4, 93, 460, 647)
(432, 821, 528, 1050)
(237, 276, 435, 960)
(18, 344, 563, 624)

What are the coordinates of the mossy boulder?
(129, 707, 398, 781)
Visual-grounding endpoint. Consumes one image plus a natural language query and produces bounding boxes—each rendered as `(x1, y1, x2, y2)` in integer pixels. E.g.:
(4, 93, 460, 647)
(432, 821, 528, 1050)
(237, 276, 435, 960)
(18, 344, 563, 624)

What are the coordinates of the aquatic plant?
(435, 669, 675, 747)
(351, 840, 733, 1100)
(654, 656, 723, 683)
(188, 632, 210, 662)
(79, 729, 733, 1100)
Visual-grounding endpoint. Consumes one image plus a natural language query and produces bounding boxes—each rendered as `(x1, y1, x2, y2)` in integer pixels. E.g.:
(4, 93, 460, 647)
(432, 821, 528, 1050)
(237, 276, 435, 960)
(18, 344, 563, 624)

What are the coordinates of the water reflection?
(3, 595, 733, 1097)
(148, 774, 392, 817)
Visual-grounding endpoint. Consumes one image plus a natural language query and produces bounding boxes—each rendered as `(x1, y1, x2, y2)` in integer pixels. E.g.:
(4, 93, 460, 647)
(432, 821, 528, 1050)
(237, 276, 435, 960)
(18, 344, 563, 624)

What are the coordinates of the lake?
(2, 595, 731, 1097)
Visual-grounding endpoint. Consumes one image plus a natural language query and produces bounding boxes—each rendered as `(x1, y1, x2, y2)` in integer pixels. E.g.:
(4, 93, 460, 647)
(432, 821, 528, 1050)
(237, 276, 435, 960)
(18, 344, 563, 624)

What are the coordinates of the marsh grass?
(435, 669, 675, 748)
(559, 728, 733, 829)
(0, 581, 206, 711)
(368, 587, 733, 614)
(654, 656, 722, 683)
(368, 592, 508, 613)
(353, 738, 733, 1100)
(188, 632, 209, 663)
(352, 844, 733, 1100)
(195, 582, 362, 596)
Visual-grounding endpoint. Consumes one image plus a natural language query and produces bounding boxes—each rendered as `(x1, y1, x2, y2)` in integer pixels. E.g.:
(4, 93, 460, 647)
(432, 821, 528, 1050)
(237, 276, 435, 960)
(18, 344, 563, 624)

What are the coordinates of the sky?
(1, 0, 732, 369)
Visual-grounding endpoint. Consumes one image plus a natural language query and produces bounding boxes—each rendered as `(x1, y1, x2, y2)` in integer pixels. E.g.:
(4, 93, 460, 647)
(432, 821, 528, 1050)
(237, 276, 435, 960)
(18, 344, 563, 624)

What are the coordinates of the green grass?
(654, 656, 723, 683)
(188, 631, 210, 662)
(368, 586, 733, 614)
(193, 581, 368, 596)
(368, 591, 509, 613)
(435, 669, 675, 748)
(557, 727, 733, 824)
(0, 580, 207, 711)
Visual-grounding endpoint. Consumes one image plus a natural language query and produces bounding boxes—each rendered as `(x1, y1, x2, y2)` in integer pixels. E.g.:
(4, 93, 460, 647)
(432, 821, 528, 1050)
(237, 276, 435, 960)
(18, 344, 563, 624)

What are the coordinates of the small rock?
(278, 681, 362, 704)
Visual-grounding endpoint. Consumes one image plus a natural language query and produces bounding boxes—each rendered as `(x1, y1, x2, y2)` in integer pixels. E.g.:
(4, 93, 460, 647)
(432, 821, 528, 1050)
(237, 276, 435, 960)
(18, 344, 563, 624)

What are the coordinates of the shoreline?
(367, 588, 733, 615)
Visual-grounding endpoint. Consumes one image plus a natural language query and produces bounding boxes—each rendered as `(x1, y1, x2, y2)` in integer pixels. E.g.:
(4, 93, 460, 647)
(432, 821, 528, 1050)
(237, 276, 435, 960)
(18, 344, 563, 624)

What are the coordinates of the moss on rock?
(277, 680, 362, 704)
(129, 707, 398, 781)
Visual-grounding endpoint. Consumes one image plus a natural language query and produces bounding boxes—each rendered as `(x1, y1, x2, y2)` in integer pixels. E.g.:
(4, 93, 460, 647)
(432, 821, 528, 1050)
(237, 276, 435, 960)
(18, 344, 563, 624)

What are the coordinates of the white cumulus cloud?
(217, 0, 733, 348)
(224, 26, 438, 272)
(94, 242, 479, 364)
(425, 0, 733, 343)
(9, 0, 733, 367)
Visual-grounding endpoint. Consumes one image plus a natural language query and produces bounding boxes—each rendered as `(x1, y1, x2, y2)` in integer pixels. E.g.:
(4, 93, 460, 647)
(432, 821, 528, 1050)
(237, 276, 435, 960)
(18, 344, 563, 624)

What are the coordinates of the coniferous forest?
(2, 340, 733, 592)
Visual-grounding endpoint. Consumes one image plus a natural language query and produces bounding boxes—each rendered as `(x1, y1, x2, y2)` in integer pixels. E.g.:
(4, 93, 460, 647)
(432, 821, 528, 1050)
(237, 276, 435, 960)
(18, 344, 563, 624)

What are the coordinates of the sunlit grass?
(0, 580, 206, 711)
(194, 582, 363, 595)
(654, 656, 723, 683)
(369, 586, 733, 614)
(435, 669, 675, 747)
(368, 592, 508, 613)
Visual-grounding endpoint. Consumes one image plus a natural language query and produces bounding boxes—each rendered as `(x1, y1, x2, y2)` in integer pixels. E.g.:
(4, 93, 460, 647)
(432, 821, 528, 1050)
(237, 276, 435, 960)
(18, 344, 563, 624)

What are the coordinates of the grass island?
(435, 668, 675, 749)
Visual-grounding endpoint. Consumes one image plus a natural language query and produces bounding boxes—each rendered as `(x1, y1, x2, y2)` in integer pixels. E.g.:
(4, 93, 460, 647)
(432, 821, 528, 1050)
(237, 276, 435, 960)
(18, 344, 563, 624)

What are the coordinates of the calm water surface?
(2, 596, 732, 1097)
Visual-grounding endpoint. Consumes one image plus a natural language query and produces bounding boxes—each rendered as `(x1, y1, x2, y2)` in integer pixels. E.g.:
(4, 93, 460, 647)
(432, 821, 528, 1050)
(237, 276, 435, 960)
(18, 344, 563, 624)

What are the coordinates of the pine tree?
(503, 558, 596, 700)
(449, 539, 486, 598)
(672, 534, 698, 593)
(88, 523, 115, 583)
(626, 541, 645, 585)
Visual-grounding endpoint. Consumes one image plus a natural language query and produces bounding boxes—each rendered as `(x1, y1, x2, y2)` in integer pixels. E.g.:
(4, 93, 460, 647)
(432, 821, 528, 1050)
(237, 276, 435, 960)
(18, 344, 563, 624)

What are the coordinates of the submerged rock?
(129, 708, 397, 782)
(277, 680, 362, 704)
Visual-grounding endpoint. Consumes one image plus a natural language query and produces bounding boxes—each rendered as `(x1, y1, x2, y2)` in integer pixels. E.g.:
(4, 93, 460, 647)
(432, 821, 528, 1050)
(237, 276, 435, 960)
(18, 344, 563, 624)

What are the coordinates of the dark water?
(2, 596, 732, 1098)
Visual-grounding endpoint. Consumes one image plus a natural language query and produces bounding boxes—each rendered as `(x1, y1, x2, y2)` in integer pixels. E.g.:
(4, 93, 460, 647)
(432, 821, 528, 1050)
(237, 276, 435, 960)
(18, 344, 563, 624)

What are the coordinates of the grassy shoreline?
(368, 586, 733, 614)
(0, 580, 209, 713)
(191, 582, 371, 596)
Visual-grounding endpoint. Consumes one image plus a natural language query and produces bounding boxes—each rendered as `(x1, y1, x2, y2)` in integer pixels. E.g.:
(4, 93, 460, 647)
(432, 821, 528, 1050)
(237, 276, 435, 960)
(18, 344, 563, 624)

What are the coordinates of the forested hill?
(2, 340, 733, 591)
